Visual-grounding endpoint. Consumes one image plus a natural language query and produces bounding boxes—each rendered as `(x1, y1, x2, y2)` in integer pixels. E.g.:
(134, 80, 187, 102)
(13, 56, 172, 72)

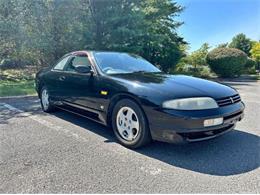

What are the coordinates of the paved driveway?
(0, 80, 259, 193)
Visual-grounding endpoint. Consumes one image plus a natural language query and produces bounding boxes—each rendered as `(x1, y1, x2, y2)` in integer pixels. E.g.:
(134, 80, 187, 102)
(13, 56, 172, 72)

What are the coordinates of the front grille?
(216, 94, 241, 107)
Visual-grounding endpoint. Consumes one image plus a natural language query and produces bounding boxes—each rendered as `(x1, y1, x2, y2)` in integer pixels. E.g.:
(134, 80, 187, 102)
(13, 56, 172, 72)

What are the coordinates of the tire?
(40, 86, 56, 113)
(111, 99, 151, 149)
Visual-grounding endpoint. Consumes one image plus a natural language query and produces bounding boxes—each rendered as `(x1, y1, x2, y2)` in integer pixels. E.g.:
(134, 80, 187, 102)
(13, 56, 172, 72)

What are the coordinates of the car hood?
(110, 72, 237, 100)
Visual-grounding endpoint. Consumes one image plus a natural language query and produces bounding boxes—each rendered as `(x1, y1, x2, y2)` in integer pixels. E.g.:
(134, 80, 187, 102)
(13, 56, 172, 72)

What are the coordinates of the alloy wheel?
(41, 89, 49, 110)
(116, 106, 140, 141)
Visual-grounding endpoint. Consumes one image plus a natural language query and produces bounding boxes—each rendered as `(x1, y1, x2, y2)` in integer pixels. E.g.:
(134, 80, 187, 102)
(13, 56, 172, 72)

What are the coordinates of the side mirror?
(74, 65, 93, 74)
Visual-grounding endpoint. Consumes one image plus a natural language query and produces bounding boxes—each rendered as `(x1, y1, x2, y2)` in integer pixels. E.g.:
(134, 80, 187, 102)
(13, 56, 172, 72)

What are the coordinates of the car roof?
(67, 50, 128, 56)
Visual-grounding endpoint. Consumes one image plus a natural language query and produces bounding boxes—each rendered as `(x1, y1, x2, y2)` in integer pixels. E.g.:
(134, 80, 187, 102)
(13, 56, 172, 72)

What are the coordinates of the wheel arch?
(106, 92, 148, 127)
(37, 80, 45, 98)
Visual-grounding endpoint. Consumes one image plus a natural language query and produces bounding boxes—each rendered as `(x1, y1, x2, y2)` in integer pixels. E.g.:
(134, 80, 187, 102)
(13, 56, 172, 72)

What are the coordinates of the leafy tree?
(186, 43, 210, 70)
(173, 43, 212, 78)
(139, 0, 185, 72)
(250, 41, 260, 70)
(217, 43, 228, 48)
(88, 0, 185, 72)
(229, 33, 252, 56)
(0, 0, 185, 72)
(244, 58, 256, 73)
(88, 0, 144, 52)
(20, 0, 92, 66)
(0, 0, 24, 65)
(250, 42, 260, 62)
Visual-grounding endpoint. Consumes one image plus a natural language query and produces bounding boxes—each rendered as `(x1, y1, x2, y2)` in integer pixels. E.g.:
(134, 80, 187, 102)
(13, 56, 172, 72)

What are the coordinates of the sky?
(175, 0, 260, 52)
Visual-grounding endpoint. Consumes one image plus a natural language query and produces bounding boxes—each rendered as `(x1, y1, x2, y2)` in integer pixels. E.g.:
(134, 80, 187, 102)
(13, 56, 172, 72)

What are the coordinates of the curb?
(0, 94, 37, 100)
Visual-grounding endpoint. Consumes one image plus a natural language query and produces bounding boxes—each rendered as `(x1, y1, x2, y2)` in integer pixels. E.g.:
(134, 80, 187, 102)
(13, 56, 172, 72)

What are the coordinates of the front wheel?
(111, 99, 151, 149)
(40, 86, 56, 113)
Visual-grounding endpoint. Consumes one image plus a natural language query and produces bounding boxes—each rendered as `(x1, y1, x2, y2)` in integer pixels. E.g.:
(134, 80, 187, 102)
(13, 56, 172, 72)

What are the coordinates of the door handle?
(59, 76, 66, 81)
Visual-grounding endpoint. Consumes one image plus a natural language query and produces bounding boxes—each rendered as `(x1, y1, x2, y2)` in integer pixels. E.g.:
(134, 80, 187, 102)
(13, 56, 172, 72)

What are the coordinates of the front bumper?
(146, 101, 245, 143)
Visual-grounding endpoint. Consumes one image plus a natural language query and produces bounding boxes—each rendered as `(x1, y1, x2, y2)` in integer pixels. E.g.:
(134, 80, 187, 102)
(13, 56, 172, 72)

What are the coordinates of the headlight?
(162, 97, 218, 110)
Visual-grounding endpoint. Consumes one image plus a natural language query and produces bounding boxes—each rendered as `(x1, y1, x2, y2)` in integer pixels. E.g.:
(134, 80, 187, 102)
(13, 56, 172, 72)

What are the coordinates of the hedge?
(206, 48, 247, 77)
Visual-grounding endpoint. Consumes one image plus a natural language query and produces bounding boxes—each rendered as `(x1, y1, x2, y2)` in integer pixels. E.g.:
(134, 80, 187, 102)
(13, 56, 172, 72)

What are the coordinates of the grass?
(0, 80, 36, 97)
(0, 67, 37, 97)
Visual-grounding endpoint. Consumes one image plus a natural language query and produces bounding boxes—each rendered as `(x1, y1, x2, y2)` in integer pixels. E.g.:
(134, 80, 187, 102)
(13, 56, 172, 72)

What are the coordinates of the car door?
(58, 54, 98, 110)
(46, 55, 71, 100)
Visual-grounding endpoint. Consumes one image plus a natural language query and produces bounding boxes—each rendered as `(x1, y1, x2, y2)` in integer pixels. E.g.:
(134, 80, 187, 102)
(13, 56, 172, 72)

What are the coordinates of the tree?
(88, 0, 186, 72)
(0, 0, 185, 71)
(217, 43, 228, 48)
(250, 41, 260, 70)
(139, 0, 185, 72)
(0, 0, 24, 66)
(88, 0, 144, 52)
(244, 58, 256, 72)
(229, 33, 252, 56)
(206, 47, 247, 77)
(20, 0, 92, 66)
(187, 43, 210, 70)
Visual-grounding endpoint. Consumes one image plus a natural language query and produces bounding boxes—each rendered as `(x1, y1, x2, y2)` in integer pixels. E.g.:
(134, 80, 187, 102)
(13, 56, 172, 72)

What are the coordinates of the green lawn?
(0, 80, 36, 97)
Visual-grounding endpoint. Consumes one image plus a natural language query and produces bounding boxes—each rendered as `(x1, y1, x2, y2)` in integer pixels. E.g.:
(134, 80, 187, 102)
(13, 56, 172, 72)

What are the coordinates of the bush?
(0, 59, 27, 69)
(206, 48, 247, 77)
(173, 63, 212, 78)
(245, 58, 256, 69)
(244, 58, 256, 74)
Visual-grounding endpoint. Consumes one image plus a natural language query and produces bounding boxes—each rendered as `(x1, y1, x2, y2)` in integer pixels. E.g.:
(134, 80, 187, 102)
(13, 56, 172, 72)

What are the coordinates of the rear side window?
(53, 56, 70, 70)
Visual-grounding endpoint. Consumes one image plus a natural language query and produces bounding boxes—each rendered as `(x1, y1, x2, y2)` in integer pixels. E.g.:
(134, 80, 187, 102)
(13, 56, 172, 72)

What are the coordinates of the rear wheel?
(112, 99, 151, 148)
(40, 86, 56, 112)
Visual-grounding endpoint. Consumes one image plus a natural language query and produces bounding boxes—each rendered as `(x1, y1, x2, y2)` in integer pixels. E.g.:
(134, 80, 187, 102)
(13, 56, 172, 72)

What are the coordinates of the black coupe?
(35, 51, 244, 148)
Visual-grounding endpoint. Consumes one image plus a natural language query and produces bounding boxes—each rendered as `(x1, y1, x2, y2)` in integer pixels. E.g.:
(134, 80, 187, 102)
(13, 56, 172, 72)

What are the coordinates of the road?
(0, 80, 259, 193)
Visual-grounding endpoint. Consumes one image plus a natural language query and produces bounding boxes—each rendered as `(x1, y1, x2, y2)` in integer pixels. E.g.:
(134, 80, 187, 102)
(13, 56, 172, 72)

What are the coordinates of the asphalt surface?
(0, 80, 259, 193)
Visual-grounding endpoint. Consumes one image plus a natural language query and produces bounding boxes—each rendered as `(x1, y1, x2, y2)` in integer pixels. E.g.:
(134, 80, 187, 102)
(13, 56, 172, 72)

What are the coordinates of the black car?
(35, 51, 244, 148)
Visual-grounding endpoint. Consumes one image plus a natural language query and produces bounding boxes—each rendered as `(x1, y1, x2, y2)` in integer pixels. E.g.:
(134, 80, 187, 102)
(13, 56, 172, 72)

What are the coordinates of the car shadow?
(0, 99, 46, 125)
(53, 110, 260, 176)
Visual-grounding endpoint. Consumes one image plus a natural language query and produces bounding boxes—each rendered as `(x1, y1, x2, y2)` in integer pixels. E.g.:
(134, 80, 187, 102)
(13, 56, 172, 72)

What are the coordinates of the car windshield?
(93, 52, 161, 74)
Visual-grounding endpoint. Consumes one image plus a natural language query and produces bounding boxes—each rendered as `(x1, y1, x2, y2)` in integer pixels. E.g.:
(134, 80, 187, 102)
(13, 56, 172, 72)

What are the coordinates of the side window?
(53, 56, 70, 70)
(65, 56, 92, 72)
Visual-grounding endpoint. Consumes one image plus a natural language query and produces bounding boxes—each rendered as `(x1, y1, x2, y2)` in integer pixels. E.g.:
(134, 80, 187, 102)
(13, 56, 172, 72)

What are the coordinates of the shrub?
(245, 58, 256, 69)
(0, 59, 27, 69)
(206, 48, 247, 77)
(173, 63, 212, 78)
(244, 58, 256, 74)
